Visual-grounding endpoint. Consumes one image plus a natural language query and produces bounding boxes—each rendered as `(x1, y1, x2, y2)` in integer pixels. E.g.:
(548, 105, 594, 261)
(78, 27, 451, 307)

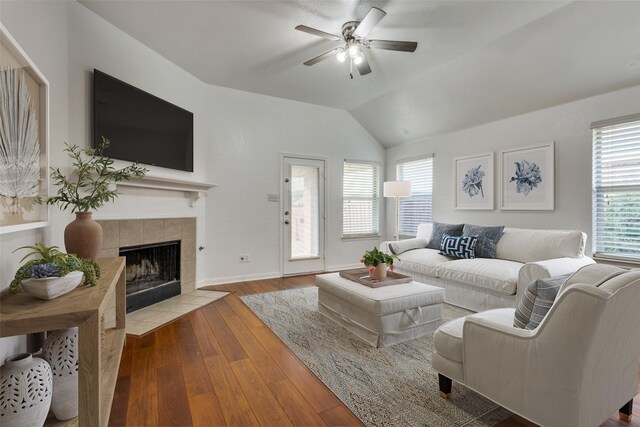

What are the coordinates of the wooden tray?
(339, 268, 413, 288)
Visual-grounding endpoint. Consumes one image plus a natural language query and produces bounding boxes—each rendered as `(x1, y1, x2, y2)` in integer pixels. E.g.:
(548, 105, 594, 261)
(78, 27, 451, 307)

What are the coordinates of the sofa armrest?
(379, 241, 393, 254)
(519, 256, 595, 288)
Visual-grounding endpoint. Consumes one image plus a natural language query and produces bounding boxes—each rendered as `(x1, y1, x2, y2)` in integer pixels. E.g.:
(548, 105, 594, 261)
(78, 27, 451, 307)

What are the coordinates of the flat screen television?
(93, 69, 194, 172)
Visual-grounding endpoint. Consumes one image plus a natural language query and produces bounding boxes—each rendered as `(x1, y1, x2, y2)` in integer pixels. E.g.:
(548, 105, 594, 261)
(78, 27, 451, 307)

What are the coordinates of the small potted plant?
(360, 247, 398, 281)
(9, 243, 101, 300)
(46, 137, 147, 259)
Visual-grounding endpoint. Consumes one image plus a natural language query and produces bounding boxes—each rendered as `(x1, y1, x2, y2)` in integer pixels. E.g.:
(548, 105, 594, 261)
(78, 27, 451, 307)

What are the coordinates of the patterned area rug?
(241, 287, 512, 427)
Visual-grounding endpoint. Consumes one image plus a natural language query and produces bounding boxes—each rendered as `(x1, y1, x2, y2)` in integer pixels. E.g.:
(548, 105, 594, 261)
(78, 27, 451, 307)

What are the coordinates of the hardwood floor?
(110, 275, 639, 426)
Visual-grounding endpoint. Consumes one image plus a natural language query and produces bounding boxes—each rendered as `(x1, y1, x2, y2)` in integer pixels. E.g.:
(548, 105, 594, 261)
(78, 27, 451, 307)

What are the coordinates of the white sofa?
(382, 223, 594, 312)
(432, 264, 640, 427)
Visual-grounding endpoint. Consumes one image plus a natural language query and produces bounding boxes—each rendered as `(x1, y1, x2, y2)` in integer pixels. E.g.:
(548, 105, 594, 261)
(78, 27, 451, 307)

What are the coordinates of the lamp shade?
(383, 181, 411, 197)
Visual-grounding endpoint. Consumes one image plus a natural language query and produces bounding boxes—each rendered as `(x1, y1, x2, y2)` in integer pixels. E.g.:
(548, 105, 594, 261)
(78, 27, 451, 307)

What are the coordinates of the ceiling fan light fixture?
(336, 49, 347, 63)
(347, 44, 360, 59)
(353, 55, 364, 65)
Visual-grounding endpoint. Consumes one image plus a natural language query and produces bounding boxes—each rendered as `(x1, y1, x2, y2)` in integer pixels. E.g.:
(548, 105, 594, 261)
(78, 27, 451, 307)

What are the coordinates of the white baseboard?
(197, 271, 281, 287)
(327, 263, 361, 271)
(197, 264, 360, 288)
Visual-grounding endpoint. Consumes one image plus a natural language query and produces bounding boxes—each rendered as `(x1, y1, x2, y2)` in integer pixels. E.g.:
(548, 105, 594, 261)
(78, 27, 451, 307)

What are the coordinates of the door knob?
(285, 220, 290, 225)
(284, 178, 290, 183)
(284, 211, 289, 216)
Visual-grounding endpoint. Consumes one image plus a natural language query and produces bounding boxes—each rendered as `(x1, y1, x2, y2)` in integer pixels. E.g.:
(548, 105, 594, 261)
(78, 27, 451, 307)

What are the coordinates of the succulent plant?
(28, 263, 60, 278)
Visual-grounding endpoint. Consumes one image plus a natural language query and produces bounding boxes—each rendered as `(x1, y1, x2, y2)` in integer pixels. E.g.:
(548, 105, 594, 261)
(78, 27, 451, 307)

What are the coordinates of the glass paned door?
(283, 157, 325, 275)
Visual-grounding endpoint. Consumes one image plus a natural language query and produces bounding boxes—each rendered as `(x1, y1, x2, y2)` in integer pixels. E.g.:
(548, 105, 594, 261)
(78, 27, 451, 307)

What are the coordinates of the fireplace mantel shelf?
(116, 176, 217, 205)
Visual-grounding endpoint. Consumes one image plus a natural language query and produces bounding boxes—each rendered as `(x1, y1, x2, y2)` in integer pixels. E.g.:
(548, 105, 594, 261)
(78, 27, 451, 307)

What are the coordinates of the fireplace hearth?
(121, 240, 181, 313)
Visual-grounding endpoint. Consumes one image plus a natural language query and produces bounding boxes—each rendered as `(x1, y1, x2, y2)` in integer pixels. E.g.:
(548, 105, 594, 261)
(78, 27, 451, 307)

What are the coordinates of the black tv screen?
(93, 69, 194, 172)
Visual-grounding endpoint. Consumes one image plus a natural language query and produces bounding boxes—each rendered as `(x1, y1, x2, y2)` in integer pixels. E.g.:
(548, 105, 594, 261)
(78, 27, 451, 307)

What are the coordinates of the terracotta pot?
(0, 353, 53, 427)
(369, 263, 388, 281)
(64, 212, 102, 259)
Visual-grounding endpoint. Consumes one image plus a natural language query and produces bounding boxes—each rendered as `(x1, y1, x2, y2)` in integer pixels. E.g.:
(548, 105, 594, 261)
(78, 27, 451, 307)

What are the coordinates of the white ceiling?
(80, 0, 640, 147)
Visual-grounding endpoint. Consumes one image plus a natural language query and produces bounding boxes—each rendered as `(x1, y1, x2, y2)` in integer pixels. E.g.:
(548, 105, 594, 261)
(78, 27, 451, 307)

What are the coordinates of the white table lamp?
(384, 181, 411, 240)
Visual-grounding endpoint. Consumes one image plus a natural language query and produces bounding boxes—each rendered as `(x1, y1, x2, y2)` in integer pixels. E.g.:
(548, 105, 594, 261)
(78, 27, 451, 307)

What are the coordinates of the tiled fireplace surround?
(97, 217, 197, 295)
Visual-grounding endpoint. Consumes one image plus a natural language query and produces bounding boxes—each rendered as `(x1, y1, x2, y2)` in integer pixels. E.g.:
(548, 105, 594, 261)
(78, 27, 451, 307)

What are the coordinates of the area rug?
(241, 287, 512, 427)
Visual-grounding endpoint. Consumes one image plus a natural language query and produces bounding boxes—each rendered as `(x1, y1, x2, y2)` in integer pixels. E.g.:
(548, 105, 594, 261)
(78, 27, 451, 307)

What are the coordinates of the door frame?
(280, 153, 328, 277)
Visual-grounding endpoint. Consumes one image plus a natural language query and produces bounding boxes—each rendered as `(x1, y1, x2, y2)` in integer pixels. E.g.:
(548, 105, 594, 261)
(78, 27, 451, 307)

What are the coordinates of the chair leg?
(620, 398, 633, 422)
(438, 374, 452, 399)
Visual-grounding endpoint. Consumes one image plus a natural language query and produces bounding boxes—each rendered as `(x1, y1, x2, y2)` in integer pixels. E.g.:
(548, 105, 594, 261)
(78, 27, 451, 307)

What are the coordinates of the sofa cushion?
(434, 308, 515, 362)
(426, 222, 464, 250)
(438, 258, 522, 295)
(496, 228, 587, 263)
(513, 274, 570, 330)
(389, 238, 428, 255)
(434, 316, 466, 362)
(395, 248, 451, 277)
(439, 234, 477, 259)
(462, 224, 505, 259)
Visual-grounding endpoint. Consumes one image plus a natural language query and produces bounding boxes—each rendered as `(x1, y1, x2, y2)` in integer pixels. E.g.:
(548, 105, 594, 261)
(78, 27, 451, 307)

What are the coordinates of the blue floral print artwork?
(462, 165, 485, 198)
(510, 160, 542, 196)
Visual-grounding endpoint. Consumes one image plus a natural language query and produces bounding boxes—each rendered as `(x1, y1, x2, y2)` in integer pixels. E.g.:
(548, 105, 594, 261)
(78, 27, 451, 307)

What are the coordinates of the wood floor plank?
(269, 378, 330, 427)
(173, 316, 214, 397)
(107, 375, 129, 427)
(223, 294, 265, 328)
(189, 310, 223, 358)
(117, 338, 133, 377)
(203, 354, 260, 426)
(230, 358, 293, 426)
(126, 334, 158, 426)
(188, 392, 226, 427)
(157, 364, 193, 426)
(200, 303, 248, 362)
(154, 322, 181, 368)
(215, 298, 287, 384)
(319, 405, 364, 427)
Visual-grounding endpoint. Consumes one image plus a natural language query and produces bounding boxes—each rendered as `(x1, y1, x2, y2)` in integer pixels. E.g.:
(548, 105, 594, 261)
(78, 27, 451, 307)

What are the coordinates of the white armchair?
(432, 266, 640, 427)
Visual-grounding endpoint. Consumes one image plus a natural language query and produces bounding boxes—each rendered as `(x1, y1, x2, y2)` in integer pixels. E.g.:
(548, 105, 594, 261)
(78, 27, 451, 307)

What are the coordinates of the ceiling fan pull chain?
(350, 59, 354, 79)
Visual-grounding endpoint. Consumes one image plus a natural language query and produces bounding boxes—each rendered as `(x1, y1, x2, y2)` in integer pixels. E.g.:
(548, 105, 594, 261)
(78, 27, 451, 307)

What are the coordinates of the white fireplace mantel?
(115, 176, 217, 206)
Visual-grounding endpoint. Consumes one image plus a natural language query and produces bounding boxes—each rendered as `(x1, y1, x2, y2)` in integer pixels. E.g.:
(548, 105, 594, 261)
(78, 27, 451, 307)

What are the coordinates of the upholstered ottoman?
(315, 272, 445, 347)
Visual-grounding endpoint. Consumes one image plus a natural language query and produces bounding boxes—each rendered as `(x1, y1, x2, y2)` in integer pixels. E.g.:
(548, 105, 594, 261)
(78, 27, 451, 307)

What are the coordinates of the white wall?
(204, 86, 385, 284)
(386, 84, 640, 255)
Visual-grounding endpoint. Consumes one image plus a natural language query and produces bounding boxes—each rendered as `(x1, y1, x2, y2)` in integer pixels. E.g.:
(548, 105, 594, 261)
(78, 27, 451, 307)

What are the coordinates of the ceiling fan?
(295, 7, 417, 79)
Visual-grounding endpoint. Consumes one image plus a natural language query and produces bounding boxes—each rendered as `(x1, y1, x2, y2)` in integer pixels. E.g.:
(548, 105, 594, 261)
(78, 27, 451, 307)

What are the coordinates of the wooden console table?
(0, 257, 126, 427)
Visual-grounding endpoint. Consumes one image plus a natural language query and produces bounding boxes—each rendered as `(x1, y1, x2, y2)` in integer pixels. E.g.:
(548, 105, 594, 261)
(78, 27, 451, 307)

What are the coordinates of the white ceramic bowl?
(21, 270, 84, 300)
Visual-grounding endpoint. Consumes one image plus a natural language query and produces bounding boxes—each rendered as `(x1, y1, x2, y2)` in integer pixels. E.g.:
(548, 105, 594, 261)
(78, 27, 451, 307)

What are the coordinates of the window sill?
(593, 254, 640, 268)
(341, 234, 382, 242)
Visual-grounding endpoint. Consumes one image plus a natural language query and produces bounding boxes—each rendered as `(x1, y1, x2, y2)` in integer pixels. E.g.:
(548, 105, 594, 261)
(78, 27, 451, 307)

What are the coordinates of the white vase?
(43, 327, 78, 420)
(0, 353, 53, 427)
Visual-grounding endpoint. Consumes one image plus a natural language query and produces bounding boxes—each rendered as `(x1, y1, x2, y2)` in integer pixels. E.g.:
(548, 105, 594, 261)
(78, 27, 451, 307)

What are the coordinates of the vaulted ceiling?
(81, 0, 640, 147)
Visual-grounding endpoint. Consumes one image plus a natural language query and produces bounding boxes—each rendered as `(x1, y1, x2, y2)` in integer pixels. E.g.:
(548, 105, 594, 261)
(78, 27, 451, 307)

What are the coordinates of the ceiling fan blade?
(303, 48, 341, 66)
(295, 25, 342, 41)
(368, 39, 418, 52)
(356, 54, 372, 76)
(353, 7, 386, 38)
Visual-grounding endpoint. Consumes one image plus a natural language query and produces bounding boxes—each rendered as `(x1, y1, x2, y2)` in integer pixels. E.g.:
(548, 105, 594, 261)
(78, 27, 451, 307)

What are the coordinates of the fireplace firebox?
(120, 240, 181, 313)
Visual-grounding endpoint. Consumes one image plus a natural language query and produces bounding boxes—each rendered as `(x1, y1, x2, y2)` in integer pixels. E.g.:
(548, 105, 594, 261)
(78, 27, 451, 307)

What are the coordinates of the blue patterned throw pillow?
(439, 234, 477, 259)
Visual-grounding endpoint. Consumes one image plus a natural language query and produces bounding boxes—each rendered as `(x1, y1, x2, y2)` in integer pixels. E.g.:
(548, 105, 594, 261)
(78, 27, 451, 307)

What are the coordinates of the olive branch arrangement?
(46, 137, 148, 212)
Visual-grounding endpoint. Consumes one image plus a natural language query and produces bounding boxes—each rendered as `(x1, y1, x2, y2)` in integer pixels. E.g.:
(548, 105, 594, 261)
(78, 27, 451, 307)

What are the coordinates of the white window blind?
(593, 116, 640, 261)
(396, 156, 433, 238)
(343, 161, 380, 237)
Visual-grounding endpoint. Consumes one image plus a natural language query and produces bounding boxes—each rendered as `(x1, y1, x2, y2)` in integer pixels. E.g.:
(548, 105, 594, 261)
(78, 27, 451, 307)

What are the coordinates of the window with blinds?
(592, 115, 640, 261)
(396, 156, 433, 238)
(342, 161, 380, 238)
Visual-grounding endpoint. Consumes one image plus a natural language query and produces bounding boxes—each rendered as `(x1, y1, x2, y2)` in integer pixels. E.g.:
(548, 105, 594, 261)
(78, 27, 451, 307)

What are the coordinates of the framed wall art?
(454, 152, 494, 210)
(500, 141, 554, 210)
(0, 23, 49, 234)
